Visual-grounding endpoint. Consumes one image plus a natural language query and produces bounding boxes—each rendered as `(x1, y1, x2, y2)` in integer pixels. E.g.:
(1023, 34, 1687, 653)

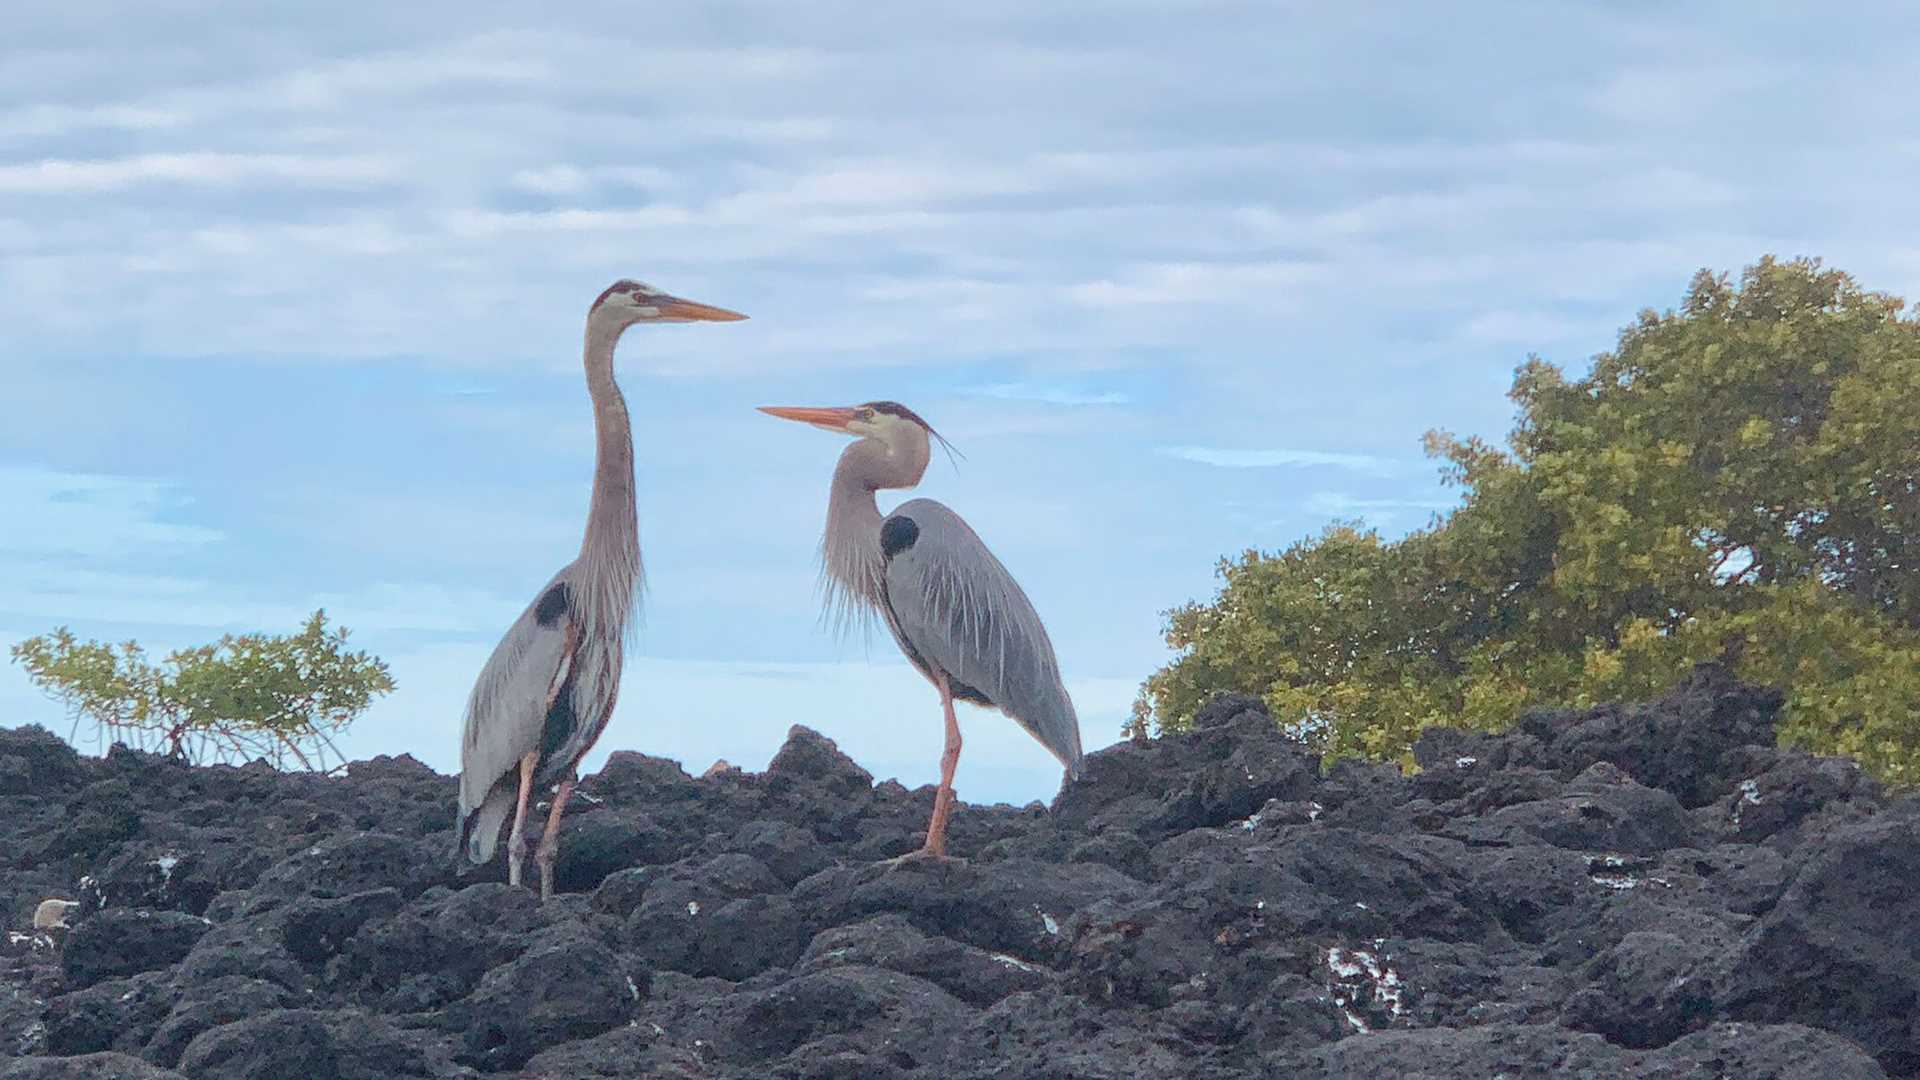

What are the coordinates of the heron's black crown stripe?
(535, 582, 572, 627)
(864, 401, 936, 432)
(880, 515, 920, 558)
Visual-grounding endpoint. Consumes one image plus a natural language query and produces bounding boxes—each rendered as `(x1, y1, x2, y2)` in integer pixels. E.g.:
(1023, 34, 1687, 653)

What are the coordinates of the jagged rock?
(1560, 930, 1717, 1047)
(1714, 803, 1920, 1074)
(454, 923, 640, 1071)
(0, 1051, 188, 1079)
(60, 911, 210, 989)
(1523, 663, 1782, 806)
(211, 832, 444, 920)
(520, 1025, 704, 1078)
(1640, 1022, 1887, 1079)
(174, 921, 308, 995)
(1, 674, 1912, 1077)
(176, 1007, 471, 1080)
(765, 726, 875, 797)
(142, 976, 297, 1067)
(711, 966, 968, 1067)
(792, 857, 1140, 960)
(548, 809, 674, 894)
(329, 883, 544, 1012)
(619, 853, 793, 976)
(41, 972, 174, 1056)
(1459, 763, 1694, 855)
(176, 1010, 337, 1079)
(798, 914, 1055, 1006)
(0, 725, 87, 796)
(726, 819, 834, 886)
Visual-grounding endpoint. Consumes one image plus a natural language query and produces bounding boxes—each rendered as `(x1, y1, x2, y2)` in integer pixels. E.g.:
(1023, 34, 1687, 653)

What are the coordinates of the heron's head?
(589, 279, 748, 331)
(757, 401, 932, 441)
(758, 401, 959, 486)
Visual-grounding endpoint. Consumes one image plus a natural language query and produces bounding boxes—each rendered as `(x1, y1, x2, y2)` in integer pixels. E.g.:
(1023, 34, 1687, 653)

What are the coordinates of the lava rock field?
(2, 664, 1915, 1078)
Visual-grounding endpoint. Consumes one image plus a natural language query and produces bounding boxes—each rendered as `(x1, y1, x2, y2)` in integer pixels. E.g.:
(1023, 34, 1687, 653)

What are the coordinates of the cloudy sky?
(5, 2, 1920, 804)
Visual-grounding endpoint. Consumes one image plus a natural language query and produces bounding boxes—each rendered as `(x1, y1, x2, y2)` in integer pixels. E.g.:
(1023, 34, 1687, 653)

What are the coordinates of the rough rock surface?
(2, 664, 1914, 1078)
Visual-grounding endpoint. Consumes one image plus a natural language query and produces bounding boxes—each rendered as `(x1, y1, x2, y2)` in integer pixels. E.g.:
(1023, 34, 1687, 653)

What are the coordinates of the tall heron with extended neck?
(456, 280, 747, 899)
(761, 401, 1083, 858)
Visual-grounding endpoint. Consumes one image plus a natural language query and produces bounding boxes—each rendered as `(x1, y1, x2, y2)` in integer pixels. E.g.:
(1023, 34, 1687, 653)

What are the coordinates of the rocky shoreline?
(2, 664, 1914, 1078)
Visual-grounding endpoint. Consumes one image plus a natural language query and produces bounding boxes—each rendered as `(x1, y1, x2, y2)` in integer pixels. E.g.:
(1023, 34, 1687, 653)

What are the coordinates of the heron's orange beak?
(655, 295, 749, 321)
(758, 405, 859, 433)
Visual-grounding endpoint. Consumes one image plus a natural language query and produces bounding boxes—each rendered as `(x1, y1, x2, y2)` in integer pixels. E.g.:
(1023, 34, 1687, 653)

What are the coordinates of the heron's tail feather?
(458, 781, 516, 866)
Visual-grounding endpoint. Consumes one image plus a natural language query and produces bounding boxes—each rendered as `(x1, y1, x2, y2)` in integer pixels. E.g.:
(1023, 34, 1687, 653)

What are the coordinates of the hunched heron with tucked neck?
(456, 280, 747, 899)
(761, 401, 1084, 859)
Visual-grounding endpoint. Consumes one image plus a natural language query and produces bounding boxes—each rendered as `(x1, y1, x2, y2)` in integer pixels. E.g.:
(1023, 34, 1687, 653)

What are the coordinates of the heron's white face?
(591, 279, 750, 326)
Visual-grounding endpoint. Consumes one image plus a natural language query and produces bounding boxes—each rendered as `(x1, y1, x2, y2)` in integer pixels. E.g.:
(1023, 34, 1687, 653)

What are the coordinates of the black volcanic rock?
(60, 910, 210, 989)
(1714, 801, 1920, 1074)
(2, 682, 1914, 1077)
(0, 1052, 188, 1079)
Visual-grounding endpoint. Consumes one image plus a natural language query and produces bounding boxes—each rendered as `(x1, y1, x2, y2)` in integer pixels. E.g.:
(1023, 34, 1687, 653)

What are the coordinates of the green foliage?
(1140, 257, 1920, 784)
(10, 610, 395, 772)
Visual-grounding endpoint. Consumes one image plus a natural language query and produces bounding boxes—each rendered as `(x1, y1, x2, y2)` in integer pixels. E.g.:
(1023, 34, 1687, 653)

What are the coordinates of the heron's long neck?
(821, 440, 914, 623)
(580, 320, 642, 632)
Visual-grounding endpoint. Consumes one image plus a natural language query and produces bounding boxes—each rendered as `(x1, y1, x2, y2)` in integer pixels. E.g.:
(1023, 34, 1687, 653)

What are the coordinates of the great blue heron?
(456, 280, 747, 899)
(760, 401, 1083, 858)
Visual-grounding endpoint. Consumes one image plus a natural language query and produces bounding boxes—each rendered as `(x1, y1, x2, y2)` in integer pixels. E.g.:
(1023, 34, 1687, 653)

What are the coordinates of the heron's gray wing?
(879, 498, 1083, 776)
(458, 569, 579, 842)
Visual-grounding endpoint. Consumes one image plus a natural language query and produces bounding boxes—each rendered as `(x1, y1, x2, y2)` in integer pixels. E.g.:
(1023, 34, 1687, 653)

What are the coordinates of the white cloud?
(1065, 260, 1321, 307)
(1157, 446, 1409, 477)
(1301, 491, 1460, 527)
(0, 568, 519, 636)
(0, 153, 395, 194)
(967, 381, 1130, 406)
(0, 102, 187, 140)
(508, 164, 678, 195)
(1459, 309, 1591, 345)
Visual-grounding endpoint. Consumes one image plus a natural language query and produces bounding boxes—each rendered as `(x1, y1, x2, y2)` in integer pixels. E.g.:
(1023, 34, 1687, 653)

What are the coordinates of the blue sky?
(5, 2, 1920, 804)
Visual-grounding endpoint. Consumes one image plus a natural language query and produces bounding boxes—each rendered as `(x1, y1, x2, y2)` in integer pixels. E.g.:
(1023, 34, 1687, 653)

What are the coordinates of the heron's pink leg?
(534, 777, 575, 901)
(506, 752, 538, 888)
(920, 678, 963, 857)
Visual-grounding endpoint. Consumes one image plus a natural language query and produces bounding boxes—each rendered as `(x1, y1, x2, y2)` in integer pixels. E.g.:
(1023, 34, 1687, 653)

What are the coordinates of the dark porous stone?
(798, 914, 1055, 1006)
(142, 976, 296, 1068)
(1524, 663, 1782, 807)
(519, 1024, 704, 1079)
(1714, 804, 1920, 1074)
(0, 726, 88, 796)
(547, 809, 673, 894)
(1560, 930, 1716, 1047)
(61, 910, 211, 989)
(176, 1009, 339, 1080)
(279, 887, 403, 965)
(41, 972, 175, 1056)
(716, 965, 968, 1067)
(456, 925, 640, 1070)
(764, 726, 875, 797)
(1638, 1022, 1888, 1079)
(727, 819, 834, 886)
(2, 672, 1911, 1078)
(0, 1052, 188, 1079)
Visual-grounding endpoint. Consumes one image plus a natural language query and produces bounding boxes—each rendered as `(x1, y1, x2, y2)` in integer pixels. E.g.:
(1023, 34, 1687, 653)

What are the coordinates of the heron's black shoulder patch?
(880, 515, 920, 558)
(535, 582, 572, 627)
